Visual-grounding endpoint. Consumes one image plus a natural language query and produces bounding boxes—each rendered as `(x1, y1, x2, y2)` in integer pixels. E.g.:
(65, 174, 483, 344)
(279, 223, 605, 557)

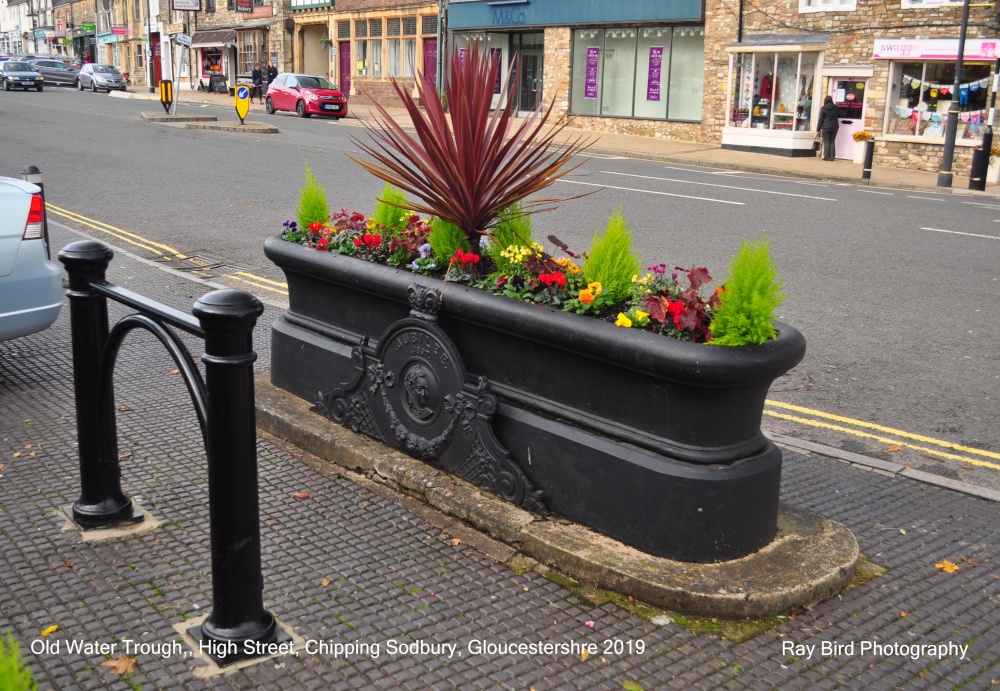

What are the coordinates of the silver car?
(0, 61, 44, 91)
(26, 58, 80, 86)
(0, 177, 62, 342)
(77, 63, 125, 92)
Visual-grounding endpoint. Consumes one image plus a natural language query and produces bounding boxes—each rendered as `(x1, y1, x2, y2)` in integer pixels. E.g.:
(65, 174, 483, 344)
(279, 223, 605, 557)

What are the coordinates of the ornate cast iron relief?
(315, 283, 545, 514)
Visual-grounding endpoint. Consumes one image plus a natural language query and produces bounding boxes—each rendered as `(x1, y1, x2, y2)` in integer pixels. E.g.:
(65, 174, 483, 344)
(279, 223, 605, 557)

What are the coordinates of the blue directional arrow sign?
(234, 85, 250, 123)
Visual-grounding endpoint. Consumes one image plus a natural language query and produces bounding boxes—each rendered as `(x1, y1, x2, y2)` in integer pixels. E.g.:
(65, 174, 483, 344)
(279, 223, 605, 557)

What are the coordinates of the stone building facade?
(445, 0, 999, 177)
(288, 0, 439, 106)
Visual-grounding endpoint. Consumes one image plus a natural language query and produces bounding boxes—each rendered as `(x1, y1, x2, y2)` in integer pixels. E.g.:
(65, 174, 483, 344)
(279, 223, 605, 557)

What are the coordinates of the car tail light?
(23, 193, 45, 240)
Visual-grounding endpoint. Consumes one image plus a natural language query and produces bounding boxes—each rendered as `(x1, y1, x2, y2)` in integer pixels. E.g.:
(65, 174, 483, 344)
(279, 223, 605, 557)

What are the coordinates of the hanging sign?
(235, 85, 250, 123)
(647, 46, 663, 102)
(584, 46, 600, 99)
(873, 38, 998, 61)
(490, 48, 502, 95)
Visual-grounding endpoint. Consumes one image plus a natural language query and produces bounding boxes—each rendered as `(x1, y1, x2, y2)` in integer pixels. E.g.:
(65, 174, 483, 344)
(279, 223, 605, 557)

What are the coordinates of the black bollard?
(969, 148, 986, 191)
(189, 289, 280, 664)
(58, 241, 142, 528)
(861, 139, 875, 181)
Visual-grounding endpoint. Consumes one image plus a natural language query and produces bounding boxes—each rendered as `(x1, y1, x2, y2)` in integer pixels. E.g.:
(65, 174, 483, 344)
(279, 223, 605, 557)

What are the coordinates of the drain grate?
(154, 253, 228, 278)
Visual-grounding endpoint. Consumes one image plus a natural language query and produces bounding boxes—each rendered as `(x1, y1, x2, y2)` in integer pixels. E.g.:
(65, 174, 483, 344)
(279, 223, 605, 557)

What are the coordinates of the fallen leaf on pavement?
(24, 444, 32, 449)
(118, 406, 130, 412)
(169, 369, 180, 374)
(900, 611, 907, 617)
(935, 560, 959, 574)
(960, 556, 980, 567)
(900, 528, 907, 534)
(962, 465, 974, 470)
(320, 577, 331, 587)
(622, 682, 644, 691)
(291, 492, 310, 499)
(11, 452, 19, 458)
(102, 654, 137, 675)
(40, 625, 58, 637)
(584, 621, 595, 629)
(581, 649, 590, 662)
(887, 445, 902, 452)
(450, 538, 462, 546)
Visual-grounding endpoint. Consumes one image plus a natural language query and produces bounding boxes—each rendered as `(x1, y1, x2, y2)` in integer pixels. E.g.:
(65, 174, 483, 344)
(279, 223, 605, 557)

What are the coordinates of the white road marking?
(907, 195, 945, 201)
(556, 179, 744, 205)
(600, 171, 837, 201)
(857, 189, 894, 195)
(964, 201, 1000, 210)
(921, 227, 1000, 240)
(793, 181, 830, 187)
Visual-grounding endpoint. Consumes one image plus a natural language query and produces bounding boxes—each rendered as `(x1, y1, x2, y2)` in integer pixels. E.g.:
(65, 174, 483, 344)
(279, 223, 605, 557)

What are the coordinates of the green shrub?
(429, 217, 469, 262)
(491, 202, 534, 250)
(709, 235, 786, 346)
(582, 208, 640, 302)
(297, 161, 330, 230)
(0, 632, 36, 691)
(372, 183, 411, 238)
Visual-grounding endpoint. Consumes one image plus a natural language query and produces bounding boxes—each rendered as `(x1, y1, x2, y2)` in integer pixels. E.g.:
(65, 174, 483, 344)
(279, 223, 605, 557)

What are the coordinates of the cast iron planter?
(264, 236, 806, 563)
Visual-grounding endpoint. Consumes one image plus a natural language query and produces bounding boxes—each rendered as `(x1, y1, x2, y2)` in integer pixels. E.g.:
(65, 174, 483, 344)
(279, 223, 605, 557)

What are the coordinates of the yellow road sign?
(235, 85, 250, 123)
(159, 80, 173, 114)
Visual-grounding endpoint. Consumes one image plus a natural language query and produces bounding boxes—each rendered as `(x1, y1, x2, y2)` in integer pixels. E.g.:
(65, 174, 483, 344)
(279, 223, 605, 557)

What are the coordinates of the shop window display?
(886, 61, 990, 141)
(729, 51, 818, 131)
(570, 25, 704, 121)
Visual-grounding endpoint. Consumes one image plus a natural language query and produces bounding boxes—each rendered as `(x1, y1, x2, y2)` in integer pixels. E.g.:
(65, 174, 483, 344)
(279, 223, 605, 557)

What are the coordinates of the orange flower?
(579, 289, 595, 305)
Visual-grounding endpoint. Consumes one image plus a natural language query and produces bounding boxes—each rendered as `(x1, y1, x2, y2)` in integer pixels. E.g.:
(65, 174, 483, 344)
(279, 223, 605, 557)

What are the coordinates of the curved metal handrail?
(101, 314, 209, 445)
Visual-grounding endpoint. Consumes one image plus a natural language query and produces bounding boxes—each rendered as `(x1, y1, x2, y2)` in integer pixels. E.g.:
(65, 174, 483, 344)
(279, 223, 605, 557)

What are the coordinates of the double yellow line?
(49, 204, 185, 258)
(48, 205, 289, 297)
(765, 400, 1000, 471)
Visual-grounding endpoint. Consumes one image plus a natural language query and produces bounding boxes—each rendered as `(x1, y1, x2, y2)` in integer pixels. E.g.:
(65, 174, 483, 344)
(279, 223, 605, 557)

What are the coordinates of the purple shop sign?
(458, 48, 467, 67)
(584, 46, 600, 99)
(491, 48, 502, 95)
(647, 46, 663, 101)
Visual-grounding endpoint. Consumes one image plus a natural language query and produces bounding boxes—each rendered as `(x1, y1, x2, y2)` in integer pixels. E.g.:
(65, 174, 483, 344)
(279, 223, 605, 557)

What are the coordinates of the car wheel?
(2, 81, 9, 91)
(265, 97, 275, 115)
(91, 80, 97, 92)
(333, 116, 341, 121)
(76, 79, 82, 91)
(296, 100, 309, 118)
(37, 85, 43, 92)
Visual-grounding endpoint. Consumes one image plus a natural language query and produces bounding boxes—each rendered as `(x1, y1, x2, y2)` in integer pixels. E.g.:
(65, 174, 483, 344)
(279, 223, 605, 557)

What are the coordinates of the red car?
(264, 73, 348, 119)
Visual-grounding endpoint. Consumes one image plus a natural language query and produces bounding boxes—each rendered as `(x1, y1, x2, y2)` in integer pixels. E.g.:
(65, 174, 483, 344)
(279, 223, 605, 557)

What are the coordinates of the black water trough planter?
(264, 236, 806, 563)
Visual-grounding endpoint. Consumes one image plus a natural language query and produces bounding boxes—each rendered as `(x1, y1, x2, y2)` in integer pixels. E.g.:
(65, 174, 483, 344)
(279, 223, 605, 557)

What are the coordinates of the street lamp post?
(937, 0, 972, 188)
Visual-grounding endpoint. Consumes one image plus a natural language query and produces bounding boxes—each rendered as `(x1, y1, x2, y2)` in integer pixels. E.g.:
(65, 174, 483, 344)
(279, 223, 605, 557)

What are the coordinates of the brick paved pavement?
(1, 222, 998, 690)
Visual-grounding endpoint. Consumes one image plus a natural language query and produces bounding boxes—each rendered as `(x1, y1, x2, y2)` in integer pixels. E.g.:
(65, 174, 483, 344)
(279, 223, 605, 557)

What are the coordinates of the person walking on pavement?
(251, 63, 264, 104)
(817, 95, 840, 161)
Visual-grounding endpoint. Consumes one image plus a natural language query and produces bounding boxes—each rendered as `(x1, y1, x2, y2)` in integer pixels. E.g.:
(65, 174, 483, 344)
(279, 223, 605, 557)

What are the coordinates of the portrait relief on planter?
(401, 361, 440, 423)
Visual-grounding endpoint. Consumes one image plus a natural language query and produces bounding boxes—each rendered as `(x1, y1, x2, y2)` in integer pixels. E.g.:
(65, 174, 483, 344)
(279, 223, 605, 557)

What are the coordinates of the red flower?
(353, 238, 363, 247)
(539, 273, 555, 286)
(450, 256, 459, 265)
(363, 233, 373, 244)
(667, 300, 687, 328)
(554, 272, 566, 288)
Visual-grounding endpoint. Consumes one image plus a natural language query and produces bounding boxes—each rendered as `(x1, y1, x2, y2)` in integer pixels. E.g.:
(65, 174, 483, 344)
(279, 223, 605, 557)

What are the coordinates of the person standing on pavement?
(266, 60, 278, 99)
(817, 95, 840, 161)
(251, 63, 263, 104)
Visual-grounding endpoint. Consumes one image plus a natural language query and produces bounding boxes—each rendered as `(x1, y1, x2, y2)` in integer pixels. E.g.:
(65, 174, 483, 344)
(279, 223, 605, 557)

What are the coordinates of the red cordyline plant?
(348, 44, 593, 253)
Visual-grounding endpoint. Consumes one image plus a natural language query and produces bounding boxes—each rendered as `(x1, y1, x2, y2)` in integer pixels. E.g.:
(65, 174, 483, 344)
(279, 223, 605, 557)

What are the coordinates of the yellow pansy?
(615, 313, 632, 328)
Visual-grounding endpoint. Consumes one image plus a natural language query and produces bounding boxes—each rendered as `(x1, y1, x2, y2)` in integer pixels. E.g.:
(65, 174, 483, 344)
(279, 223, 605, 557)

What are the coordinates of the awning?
(190, 29, 237, 48)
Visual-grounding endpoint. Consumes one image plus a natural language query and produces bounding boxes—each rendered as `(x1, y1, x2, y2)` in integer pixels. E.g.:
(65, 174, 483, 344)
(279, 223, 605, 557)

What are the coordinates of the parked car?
(25, 58, 79, 86)
(0, 61, 44, 91)
(77, 63, 125, 92)
(265, 73, 348, 119)
(0, 177, 62, 342)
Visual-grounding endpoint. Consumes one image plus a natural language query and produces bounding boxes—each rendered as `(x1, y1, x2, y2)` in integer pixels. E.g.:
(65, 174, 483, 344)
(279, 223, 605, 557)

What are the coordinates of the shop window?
(422, 15, 437, 36)
(369, 19, 382, 38)
(387, 18, 401, 37)
(369, 39, 382, 77)
(886, 61, 990, 140)
(337, 21, 350, 39)
(403, 16, 417, 36)
(238, 30, 265, 75)
(202, 47, 223, 76)
(728, 51, 818, 131)
(403, 38, 416, 78)
(206, 0, 215, 12)
(355, 20, 367, 38)
(571, 25, 705, 122)
(799, 0, 857, 10)
(356, 39, 368, 75)
(388, 39, 400, 77)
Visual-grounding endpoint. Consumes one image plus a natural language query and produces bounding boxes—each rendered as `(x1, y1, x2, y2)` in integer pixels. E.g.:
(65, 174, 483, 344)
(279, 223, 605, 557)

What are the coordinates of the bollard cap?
(20, 165, 42, 184)
(58, 240, 115, 269)
(193, 289, 264, 328)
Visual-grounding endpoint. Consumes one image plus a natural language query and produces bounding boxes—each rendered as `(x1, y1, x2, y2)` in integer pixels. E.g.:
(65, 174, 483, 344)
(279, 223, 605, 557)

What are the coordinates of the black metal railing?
(58, 239, 280, 665)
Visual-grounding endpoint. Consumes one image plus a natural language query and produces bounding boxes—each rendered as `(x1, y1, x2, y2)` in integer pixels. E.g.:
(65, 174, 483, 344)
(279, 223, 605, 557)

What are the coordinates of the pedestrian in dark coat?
(251, 63, 263, 104)
(817, 95, 840, 161)
(266, 61, 278, 88)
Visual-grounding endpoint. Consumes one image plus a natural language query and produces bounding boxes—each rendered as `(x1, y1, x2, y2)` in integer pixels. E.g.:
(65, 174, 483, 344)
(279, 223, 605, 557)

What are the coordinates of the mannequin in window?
(760, 73, 777, 100)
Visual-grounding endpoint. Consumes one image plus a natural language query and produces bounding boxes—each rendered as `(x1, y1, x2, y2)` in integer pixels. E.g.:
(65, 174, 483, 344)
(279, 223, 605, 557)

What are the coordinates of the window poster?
(584, 46, 600, 99)
(458, 48, 467, 67)
(490, 48, 502, 94)
(647, 46, 663, 101)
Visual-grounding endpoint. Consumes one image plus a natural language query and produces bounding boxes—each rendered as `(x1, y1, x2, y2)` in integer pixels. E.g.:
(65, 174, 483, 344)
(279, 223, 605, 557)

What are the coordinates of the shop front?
(191, 29, 237, 92)
(722, 36, 827, 157)
(447, 0, 705, 135)
(73, 23, 97, 63)
(874, 37, 995, 172)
